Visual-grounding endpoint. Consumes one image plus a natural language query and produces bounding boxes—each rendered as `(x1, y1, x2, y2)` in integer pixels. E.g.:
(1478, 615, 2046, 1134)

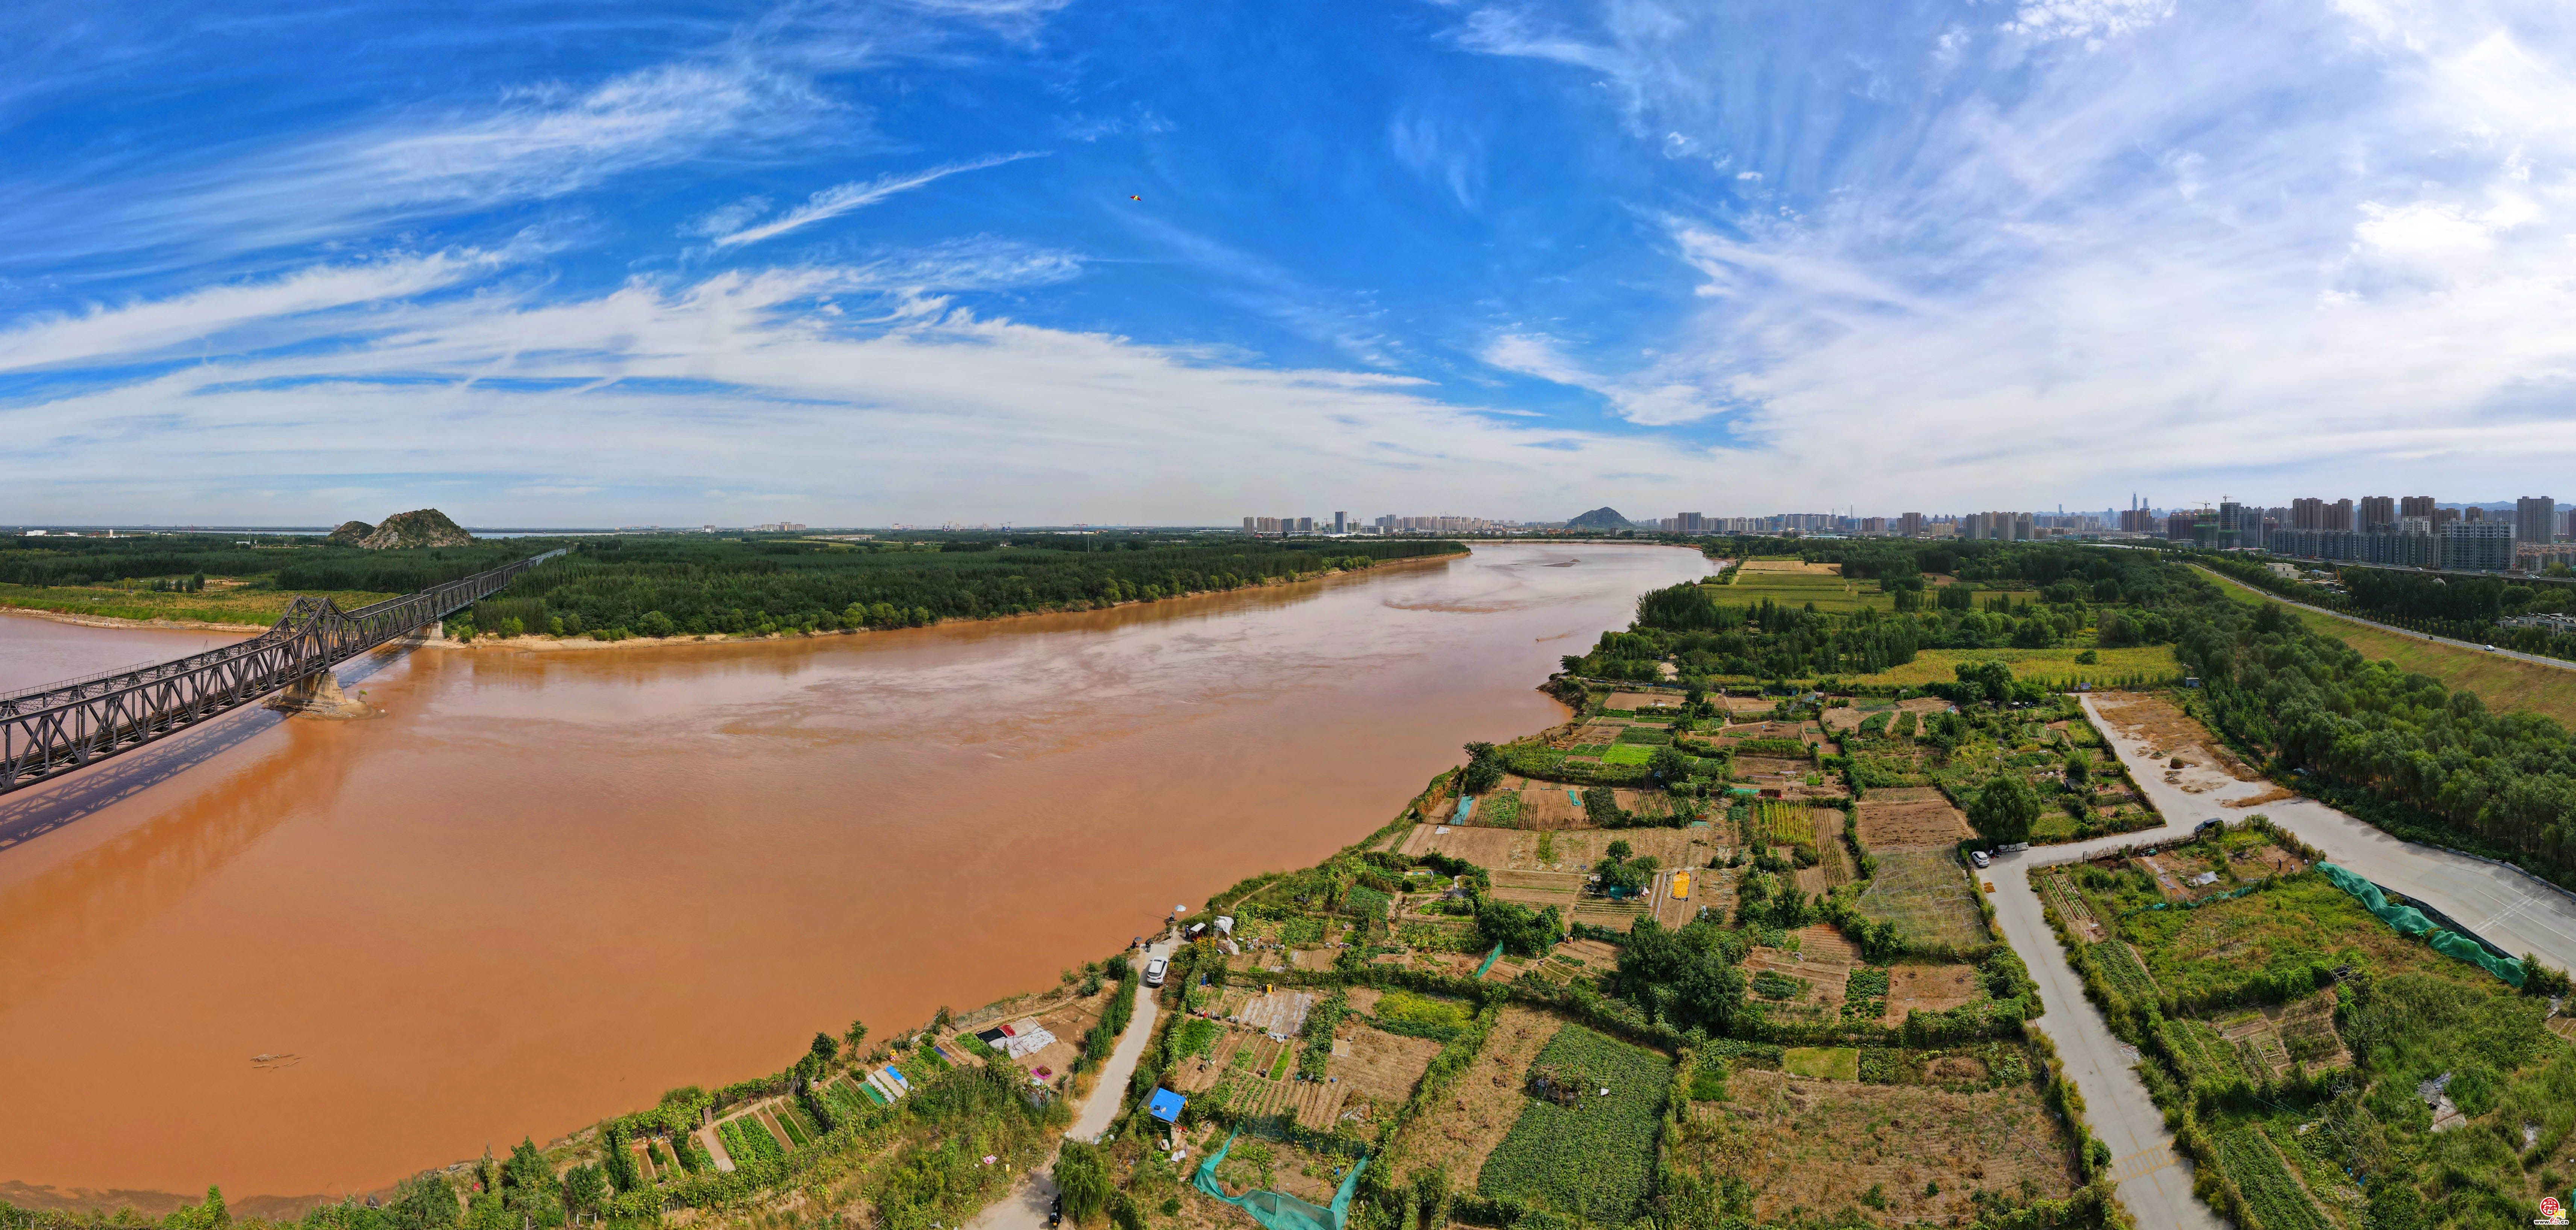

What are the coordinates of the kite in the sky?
(1128, 195, 1142, 201)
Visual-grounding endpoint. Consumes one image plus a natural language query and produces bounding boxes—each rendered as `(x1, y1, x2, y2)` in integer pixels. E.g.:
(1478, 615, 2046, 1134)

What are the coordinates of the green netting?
(1193, 1130, 1367, 1230)
(2317, 863, 2524, 987)
(2430, 930, 2527, 987)
(1474, 942, 1505, 979)
(2317, 862, 2435, 935)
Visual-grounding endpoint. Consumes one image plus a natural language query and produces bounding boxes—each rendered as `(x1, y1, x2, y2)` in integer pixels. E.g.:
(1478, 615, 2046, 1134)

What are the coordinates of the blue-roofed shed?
(1148, 1088, 1186, 1124)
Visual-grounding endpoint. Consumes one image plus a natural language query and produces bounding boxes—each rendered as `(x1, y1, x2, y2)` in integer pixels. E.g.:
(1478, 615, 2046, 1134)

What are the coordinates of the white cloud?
(0, 249, 504, 374)
(0, 253, 1735, 524)
(1440, 0, 2576, 505)
(2001, 0, 2176, 45)
(709, 153, 1045, 248)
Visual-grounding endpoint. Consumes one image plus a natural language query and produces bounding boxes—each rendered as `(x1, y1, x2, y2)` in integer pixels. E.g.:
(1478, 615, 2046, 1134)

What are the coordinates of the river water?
(0, 544, 1706, 1203)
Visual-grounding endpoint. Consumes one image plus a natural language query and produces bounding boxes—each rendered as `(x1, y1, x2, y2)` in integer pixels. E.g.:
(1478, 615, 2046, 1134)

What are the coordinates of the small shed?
(1148, 1088, 1187, 1124)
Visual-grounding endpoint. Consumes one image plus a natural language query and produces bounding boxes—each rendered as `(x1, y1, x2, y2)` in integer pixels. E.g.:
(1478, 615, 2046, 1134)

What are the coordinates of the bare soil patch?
(1854, 797, 1973, 849)
(1392, 1007, 1566, 1189)
(2224, 785, 2298, 809)
(1885, 964, 1983, 1019)
(2090, 692, 2263, 788)
(1606, 691, 1683, 710)
(1738, 560, 1842, 575)
(1682, 1067, 2080, 1224)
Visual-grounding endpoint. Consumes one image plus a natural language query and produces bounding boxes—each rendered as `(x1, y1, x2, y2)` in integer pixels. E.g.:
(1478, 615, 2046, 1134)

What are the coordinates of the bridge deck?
(0, 549, 565, 796)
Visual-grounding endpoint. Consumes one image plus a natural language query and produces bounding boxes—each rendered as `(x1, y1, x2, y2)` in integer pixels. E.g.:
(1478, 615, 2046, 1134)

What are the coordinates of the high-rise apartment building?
(2515, 497, 2556, 544)
(2400, 495, 2435, 519)
(2290, 497, 2322, 530)
(2444, 521, 2515, 571)
(2358, 496, 2394, 530)
(1898, 512, 1925, 537)
(1332, 511, 1347, 533)
(2326, 499, 2354, 532)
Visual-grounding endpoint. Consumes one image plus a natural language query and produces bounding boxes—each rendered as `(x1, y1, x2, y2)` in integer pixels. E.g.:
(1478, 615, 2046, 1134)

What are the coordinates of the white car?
(1970, 850, 1992, 869)
(1143, 956, 1169, 987)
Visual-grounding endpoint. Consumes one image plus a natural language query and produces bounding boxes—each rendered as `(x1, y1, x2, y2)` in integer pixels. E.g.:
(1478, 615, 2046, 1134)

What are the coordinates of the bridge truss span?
(0, 548, 566, 796)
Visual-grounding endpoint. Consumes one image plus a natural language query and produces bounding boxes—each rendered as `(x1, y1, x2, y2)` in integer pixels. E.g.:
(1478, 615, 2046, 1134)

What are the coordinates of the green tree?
(1056, 1141, 1113, 1225)
(559, 1165, 607, 1215)
(2063, 750, 2091, 785)
(844, 1018, 870, 1051)
(1459, 742, 1504, 795)
(386, 1173, 460, 1230)
(1968, 774, 2039, 844)
(1954, 660, 2014, 705)
(811, 1030, 839, 1063)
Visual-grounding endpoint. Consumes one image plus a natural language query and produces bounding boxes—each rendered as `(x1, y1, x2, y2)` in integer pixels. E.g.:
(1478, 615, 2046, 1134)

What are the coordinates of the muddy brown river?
(0, 544, 1706, 1204)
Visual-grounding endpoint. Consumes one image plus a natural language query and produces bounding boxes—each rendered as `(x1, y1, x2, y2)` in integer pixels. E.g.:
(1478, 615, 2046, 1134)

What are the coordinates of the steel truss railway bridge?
(0, 550, 566, 796)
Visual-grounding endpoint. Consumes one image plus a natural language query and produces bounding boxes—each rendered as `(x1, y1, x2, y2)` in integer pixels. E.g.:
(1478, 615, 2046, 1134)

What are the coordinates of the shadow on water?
(0, 646, 413, 850)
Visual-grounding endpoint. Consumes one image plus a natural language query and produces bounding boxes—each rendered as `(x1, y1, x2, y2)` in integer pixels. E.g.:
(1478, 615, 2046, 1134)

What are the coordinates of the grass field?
(0, 582, 396, 627)
(1477, 1025, 1672, 1224)
(1854, 848, 1987, 951)
(1715, 574, 1896, 612)
(1854, 645, 2182, 686)
(2198, 567, 2576, 729)
(2121, 873, 2494, 1003)
(1780, 1046, 1859, 1080)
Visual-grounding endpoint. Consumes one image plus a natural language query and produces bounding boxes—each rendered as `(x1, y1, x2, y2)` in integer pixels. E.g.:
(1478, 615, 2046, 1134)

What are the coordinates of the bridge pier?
(265, 670, 378, 720)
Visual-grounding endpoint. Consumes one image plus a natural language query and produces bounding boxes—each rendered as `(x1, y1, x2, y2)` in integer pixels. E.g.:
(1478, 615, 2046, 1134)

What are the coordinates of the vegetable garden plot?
(1677, 1065, 2081, 1225)
(1476, 1026, 1672, 1224)
(1854, 849, 1986, 951)
(1852, 795, 1974, 849)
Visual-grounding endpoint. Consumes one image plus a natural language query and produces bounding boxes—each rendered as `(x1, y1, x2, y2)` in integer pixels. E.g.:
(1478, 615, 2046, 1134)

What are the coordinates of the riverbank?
(0, 553, 1472, 645)
(0, 542, 1695, 1203)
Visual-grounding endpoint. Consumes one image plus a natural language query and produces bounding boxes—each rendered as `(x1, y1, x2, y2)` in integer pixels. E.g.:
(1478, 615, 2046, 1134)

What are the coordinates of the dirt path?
(966, 935, 1177, 1230)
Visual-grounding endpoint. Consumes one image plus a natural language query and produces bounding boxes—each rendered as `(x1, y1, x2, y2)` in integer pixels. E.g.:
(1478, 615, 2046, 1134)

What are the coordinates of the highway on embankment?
(1982, 692, 2576, 1230)
(2191, 562, 2576, 676)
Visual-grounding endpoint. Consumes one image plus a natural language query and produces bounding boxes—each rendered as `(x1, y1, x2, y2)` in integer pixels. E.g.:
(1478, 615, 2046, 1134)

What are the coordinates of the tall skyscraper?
(2516, 497, 2556, 544)
(2359, 496, 2394, 530)
(2291, 497, 2323, 530)
(2326, 498, 2354, 531)
(1332, 511, 1347, 533)
(2400, 495, 2435, 519)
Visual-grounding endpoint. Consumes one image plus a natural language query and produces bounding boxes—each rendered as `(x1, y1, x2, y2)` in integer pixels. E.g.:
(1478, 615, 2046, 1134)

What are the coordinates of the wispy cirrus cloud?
(0, 248, 511, 375)
(708, 153, 1046, 248)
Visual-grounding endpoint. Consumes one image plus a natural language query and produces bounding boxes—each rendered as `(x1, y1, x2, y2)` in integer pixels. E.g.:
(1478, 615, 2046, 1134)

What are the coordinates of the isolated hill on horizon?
(1565, 507, 1636, 531)
(356, 509, 472, 550)
(326, 520, 374, 545)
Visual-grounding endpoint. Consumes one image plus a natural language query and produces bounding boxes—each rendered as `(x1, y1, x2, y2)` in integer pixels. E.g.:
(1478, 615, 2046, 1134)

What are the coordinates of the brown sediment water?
(0, 544, 1706, 1202)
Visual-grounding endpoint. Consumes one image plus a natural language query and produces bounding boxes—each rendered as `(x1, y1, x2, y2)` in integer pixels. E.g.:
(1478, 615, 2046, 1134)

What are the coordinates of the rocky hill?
(326, 520, 374, 545)
(1564, 506, 1636, 531)
(356, 509, 473, 550)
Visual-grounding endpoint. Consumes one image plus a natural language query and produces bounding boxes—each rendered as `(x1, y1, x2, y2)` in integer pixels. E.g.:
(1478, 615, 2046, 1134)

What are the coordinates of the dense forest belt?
(0, 533, 1467, 638)
(2194, 566, 2576, 730)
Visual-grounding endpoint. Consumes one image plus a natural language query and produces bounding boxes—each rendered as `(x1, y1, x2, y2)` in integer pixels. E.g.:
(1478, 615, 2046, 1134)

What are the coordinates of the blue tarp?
(1148, 1088, 1186, 1123)
(1457, 797, 1476, 821)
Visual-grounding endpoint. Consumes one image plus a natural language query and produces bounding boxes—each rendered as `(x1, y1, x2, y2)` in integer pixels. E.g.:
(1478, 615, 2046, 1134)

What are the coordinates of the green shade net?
(2317, 863, 2524, 988)
(1193, 1130, 1366, 1230)
(1475, 942, 1505, 979)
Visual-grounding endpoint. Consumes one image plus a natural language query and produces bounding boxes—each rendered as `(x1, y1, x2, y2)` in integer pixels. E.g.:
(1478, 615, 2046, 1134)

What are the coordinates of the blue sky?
(4, 0, 2573, 526)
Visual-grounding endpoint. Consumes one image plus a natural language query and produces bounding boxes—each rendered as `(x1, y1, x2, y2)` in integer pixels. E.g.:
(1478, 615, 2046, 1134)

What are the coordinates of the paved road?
(2192, 564, 2576, 675)
(967, 935, 1178, 1230)
(1987, 859, 2220, 1228)
(2075, 693, 2576, 970)
(1976, 693, 2576, 1229)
